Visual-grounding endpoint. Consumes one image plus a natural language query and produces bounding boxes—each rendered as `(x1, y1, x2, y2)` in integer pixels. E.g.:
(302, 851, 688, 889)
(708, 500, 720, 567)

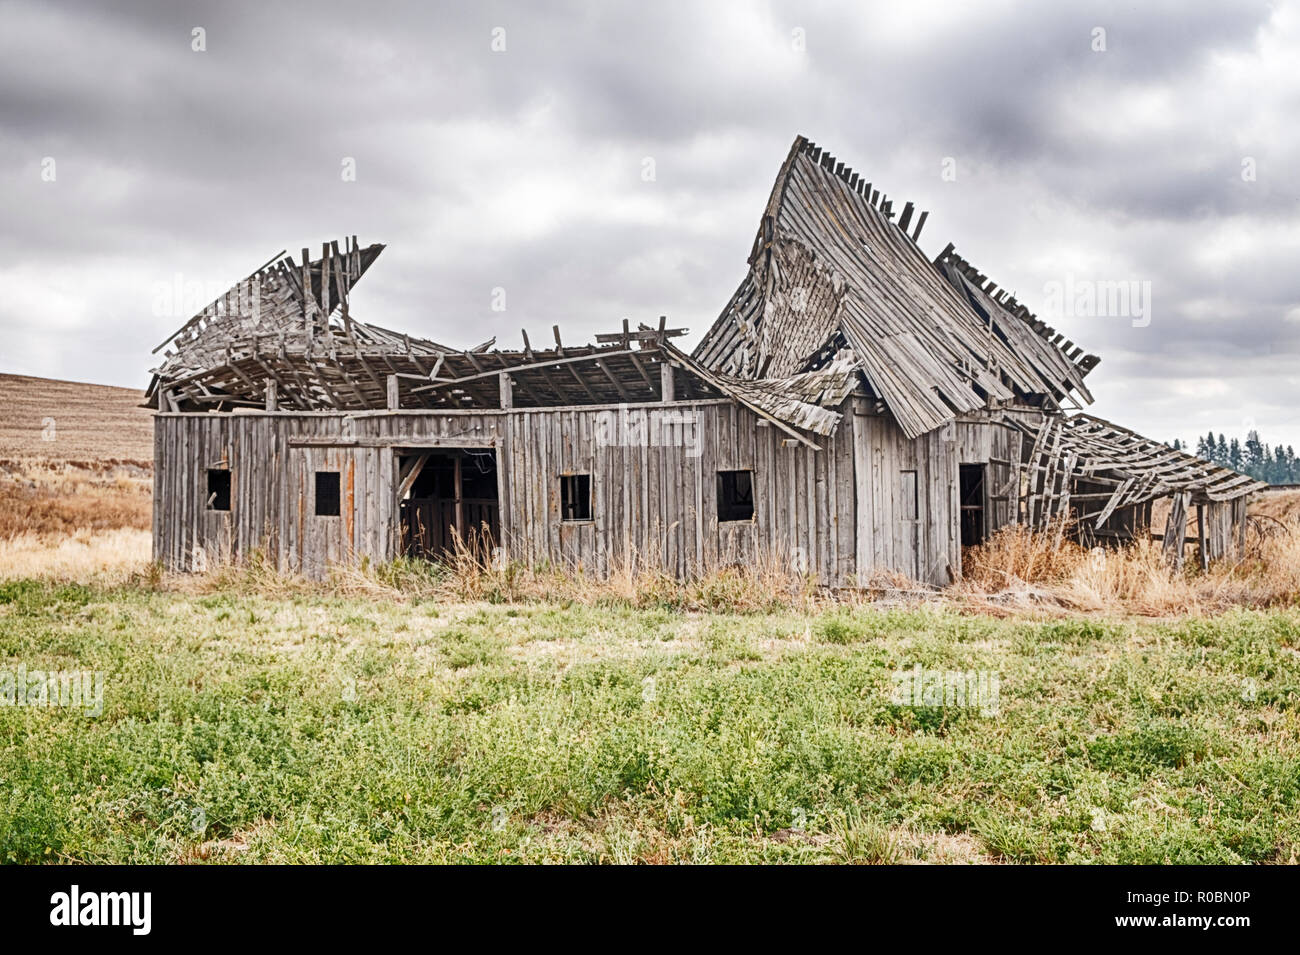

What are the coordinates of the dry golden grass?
(0, 459, 151, 538)
(957, 516, 1300, 616)
(0, 373, 155, 582)
(9, 514, 1299, 618)
(160, 512, 1300, 619)
(0, 528, 151, 584)
(1251, 488, 1300, 524)
(182, 528, 836, 614)
(961, 517, 1088, 586)
(0, 458, 153, 583)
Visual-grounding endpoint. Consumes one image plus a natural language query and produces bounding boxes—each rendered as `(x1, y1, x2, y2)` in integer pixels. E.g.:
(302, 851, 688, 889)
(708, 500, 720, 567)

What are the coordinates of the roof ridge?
(797, 138, 930, 244)
(748, 135, 808, 265)
(751, 136, 932, 266)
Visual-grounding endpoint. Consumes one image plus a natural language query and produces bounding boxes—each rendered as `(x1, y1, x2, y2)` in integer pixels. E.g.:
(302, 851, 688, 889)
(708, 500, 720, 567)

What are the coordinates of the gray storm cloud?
(1, 0, 1296, 446)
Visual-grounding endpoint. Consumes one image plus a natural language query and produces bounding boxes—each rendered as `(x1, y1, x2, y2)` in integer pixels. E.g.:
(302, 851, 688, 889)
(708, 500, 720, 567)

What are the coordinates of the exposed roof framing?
(409, 329, 693, 410)
(1011, 413, 1267, 525)
(658, 341, 845, 445)
(146, 254, 845, 442)
(146, 238, 428, 411)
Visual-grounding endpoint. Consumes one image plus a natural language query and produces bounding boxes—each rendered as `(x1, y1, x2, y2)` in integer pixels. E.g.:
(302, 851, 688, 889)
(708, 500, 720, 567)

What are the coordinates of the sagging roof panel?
(693, 136, 1099, 439)
(934, 246, 1099, 404)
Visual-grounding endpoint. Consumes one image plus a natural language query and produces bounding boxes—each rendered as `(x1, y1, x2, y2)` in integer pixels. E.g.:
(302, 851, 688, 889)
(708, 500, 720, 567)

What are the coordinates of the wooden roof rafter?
(1007, 412, 1266, 530)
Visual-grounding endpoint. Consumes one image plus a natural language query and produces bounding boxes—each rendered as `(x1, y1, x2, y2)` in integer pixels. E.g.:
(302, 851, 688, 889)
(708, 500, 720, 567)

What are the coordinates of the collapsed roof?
(147, 239, 431, 412)
(933, 246, 1098, 405)
(145, 240, 844, 446)
(1010, 412, 1268, 526)
(692, 136, 1100, 440)
(146, 136, 1262, 514)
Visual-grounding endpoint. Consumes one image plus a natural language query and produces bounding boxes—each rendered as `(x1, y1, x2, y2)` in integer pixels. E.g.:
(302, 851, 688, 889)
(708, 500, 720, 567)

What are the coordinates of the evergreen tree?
(1189, 428, 1299, 484)
(1244, 430, 1264, 472)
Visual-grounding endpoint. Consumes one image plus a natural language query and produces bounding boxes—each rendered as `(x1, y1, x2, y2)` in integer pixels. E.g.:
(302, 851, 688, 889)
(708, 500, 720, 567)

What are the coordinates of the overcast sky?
(2, 0, 1297, 448)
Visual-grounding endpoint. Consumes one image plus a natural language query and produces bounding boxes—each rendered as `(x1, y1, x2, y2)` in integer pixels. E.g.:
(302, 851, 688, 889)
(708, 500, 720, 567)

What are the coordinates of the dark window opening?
(206, 468, 231, 511)
(959, 464, 986, 547)
(717, 469, 754, 522)
(561, 473, 592, 522)
(315, 471, 341, 517)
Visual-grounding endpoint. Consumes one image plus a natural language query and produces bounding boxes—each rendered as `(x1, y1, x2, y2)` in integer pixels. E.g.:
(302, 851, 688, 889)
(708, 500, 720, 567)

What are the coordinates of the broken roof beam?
(594, 327, 687, 343)
(912, 210, 929, 241)
(409, 347, 642, 394)
(660, 343, 823, 450)
(625, 349, 657, 392)
(898, 201, 914, 233)
(151, 248, 287, 355)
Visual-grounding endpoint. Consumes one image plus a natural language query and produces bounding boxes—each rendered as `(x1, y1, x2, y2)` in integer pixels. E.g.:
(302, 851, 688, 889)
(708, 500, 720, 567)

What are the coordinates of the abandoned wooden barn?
(147, 136, 1265, 583)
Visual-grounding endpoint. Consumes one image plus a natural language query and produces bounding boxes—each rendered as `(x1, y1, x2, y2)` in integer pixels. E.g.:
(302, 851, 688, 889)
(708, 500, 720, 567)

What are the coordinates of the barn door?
(987, 457, 1013, 534)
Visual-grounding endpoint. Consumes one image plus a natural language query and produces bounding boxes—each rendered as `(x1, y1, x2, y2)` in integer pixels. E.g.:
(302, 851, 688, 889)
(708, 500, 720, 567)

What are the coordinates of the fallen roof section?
(146, 254, 845, 444)
(659, 341, 848, 444)
(1010, 412, 1267, 529)
(693, 136, 1098, 440)
(933, 246, 1099, 405)
(146, 238, 432, 410)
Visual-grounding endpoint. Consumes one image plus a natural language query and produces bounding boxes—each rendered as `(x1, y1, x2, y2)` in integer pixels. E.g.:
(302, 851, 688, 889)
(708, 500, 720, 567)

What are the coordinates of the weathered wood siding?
(851, 398, 960, 585)
(1203, 497, 1248, 561)
(499, 401, 858, 580)
(153, 412, 504, 576)
(153, 396, 970, 585)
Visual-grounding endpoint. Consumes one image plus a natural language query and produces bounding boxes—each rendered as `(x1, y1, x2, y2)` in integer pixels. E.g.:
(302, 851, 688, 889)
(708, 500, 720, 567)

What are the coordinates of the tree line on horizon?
(1167, 431, 1300, 485)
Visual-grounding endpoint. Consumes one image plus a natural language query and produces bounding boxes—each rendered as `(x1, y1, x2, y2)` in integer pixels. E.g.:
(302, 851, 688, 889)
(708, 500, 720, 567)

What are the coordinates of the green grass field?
(2, 579, 1298, 863)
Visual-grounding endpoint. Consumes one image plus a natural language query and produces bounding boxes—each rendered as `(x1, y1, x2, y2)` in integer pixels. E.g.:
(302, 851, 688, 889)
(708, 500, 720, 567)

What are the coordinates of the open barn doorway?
(397, 448, 499, 560)
(959, 464, 987, 548)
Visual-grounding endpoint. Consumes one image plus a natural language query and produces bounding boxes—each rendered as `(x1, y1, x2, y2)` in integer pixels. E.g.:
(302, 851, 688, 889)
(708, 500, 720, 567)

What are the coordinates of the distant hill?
(0, 373, 153, 463)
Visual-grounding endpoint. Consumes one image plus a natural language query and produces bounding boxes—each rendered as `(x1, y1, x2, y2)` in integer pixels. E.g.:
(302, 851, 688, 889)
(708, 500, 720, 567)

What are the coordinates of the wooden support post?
(660, 361, 675, 402)
(1196, 503, 1208, 572)
(264, 378, 278, 412)
(499, 372, 513, 409)
(386, 374, 399, 411)
(1163, 492, 1187, 570)
(320, 241, 331, 318)
(453, 454, 465, 541)
(1235, 498, 1248, 558)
